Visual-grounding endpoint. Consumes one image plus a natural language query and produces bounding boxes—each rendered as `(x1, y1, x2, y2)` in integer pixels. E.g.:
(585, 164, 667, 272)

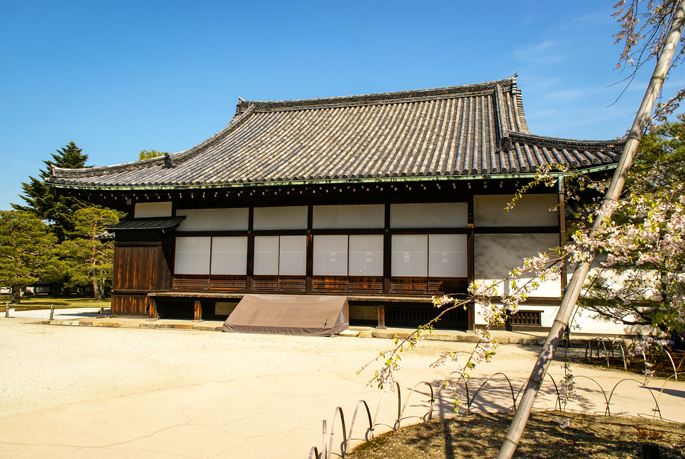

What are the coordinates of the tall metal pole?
(497, 3, 685, 458)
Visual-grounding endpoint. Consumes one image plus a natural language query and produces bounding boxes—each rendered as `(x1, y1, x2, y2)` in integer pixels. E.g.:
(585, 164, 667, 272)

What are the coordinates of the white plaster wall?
(562, 254, 658, 335)
(134, 201, 172, 218)
(474, 194, 558, 227)
(176, 208, 249, 231)
(475, 248, 659, 335)
(474, 233, 561, 297)
(391, 203, 468, 228)
(572, 308, 656, 335)
(254, 206, 308, 230)
(313, 205, 384, 229)
(473, 303, 654, 335)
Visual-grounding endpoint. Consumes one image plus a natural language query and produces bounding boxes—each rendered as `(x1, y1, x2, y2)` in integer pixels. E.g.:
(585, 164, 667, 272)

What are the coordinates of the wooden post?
(193, 300, 202, 321)
(383, 203, 391, 294)
(149, 298, 158, 319)
(377, 304, 386, 329)
(558, 178, 567, 294)
(305, 233, 313, 293)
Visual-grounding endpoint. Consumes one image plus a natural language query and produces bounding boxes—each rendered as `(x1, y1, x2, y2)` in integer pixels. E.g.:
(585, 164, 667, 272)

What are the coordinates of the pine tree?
(0, 211, 57, 304)
(139, 149, 167, 160)
(12, 142, 90, 242)
(59, 207, 119, 301)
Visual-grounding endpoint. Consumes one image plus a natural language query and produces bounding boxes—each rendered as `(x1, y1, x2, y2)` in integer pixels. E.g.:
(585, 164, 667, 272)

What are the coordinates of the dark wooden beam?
(383, 202, 391, 295)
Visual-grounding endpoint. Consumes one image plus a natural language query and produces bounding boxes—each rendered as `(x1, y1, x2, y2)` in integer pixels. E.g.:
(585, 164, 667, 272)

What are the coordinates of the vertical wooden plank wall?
(111, 231, 173, 317)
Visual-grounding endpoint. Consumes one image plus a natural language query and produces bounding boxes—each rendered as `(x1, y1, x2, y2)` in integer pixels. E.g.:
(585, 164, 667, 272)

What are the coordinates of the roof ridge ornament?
(494, 84, 511, 151)
(162, 152, 176, 169)
(236, 97, 250, 115)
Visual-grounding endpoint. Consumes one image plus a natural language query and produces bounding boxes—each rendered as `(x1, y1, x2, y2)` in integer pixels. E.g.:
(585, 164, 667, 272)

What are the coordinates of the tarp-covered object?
(222, 294, 349, 336)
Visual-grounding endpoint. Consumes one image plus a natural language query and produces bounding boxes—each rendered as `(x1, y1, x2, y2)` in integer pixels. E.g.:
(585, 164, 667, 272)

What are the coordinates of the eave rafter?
(50, 163, 616, 193)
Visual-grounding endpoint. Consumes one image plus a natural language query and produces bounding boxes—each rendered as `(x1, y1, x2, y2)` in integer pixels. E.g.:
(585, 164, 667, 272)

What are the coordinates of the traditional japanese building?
(48, 76, 622, 331)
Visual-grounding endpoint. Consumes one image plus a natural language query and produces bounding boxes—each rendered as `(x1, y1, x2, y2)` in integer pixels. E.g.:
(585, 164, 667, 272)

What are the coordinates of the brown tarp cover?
(222, 294, 349, 336)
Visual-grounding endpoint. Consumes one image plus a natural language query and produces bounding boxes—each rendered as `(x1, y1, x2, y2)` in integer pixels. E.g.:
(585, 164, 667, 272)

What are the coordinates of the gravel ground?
(1, 318, 681, 421)
(0, 318, 548, 418)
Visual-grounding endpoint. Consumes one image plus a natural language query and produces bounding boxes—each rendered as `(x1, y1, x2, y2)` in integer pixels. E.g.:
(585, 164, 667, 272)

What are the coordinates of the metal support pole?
(49, 304, 55, 321)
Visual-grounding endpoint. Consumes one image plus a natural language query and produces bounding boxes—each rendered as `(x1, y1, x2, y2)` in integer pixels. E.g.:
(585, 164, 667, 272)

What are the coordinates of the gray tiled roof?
(49, 76, 622, 190)
(107, 217, 185, 231)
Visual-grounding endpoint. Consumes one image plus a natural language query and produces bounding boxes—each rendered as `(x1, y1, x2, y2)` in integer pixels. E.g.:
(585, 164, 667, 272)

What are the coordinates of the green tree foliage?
(12, 141, 90, 242)
(630, 114, 685, 188)
(139, 149, 167, 160)
(0, 211, 57, 304)
(577, 116, 685, 331)
(59, 207, 119, 301)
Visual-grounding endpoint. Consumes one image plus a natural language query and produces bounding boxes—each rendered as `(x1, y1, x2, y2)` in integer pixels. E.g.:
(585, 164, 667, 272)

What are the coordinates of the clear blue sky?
(1, 0, 682, 211)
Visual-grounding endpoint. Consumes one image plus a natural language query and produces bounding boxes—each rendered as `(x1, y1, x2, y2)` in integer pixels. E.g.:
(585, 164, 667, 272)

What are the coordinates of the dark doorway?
(156, 300, 194, 319)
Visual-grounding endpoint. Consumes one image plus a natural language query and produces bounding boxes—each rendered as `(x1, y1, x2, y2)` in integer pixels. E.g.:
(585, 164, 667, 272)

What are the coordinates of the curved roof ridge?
(52, 105, 257, 179)
(508, 131, 623, 149)
(236, 76, 518, 113)
(51, 154, 169, 179)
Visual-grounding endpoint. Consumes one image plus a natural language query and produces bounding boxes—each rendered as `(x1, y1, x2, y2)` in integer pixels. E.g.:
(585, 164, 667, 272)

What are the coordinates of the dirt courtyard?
(0, 318, 546, 418)
(1, 318, 683, 458)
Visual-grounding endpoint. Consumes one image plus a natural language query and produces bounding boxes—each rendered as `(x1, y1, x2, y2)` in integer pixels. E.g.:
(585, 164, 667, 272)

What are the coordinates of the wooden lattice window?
(507, 310, 542, 326)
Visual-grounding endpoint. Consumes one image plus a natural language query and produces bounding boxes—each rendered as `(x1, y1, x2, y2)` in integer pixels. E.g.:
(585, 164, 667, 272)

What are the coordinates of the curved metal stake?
(327, 407, 347, 459)
(464, 380, 471, 414)
(573, 375, 609, 415)
(398, 381, 435, 427)
(346, 399, 374, 455)
(617, 343, 627, 371)
(544, 373, 562, 412)
(641, 350, 649, 386)
(469, 372, 518, 412)
(663, 350, 678, 380)
(321, 420, 328, 459)
(607, 378, 662, 421)
(654, 372, 684, 416)
(392, 382, 402, 430)
(601, 339, 610, 367)
(372, 388, 391, 432)
(595, 338, 601, 361)
(441, 371, 471, 415)
(513, 374, 559, 412)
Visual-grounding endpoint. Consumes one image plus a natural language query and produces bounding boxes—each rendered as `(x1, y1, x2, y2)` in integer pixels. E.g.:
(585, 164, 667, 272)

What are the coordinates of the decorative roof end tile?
(162, 153, 176, 169)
